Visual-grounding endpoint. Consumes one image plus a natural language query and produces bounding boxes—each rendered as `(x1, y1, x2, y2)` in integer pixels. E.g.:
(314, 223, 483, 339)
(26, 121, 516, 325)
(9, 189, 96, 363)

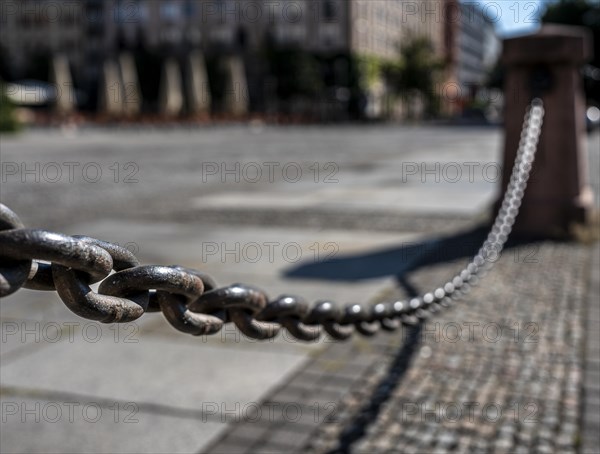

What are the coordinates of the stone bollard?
(99, 60, 124, 117)
(186, 51, 211, 116)
(118, 52, 141, 117)
(50, 54, 75, 115)
(159, 58, 184, 117)
(500, 24, 594, 237)
(222, 56, 249, 117)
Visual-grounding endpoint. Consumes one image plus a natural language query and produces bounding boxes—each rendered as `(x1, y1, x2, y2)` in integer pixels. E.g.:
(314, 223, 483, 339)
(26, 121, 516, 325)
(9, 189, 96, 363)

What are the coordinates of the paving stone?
(267, 385, 308, 405)
(265, 426, 314, 449)
(317, 375, 356, 393)
(585, 359, 600, 374)
(225, 421, 272, 443)
(0, 337, 306, 415)
(288, 369, 325, 389)
(581, 426, 600, 447)
(236, 441, 286, 454)
(206, 440, 251, 454)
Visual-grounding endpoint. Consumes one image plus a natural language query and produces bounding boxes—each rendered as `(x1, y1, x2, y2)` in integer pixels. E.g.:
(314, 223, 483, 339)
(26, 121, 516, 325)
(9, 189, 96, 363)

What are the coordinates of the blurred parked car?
(4, 80, 57, 107)
(3, 80, 85, 110)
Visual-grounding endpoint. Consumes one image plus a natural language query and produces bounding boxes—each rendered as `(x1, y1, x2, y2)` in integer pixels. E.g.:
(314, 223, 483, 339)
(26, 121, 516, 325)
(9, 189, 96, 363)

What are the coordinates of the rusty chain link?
(0, 100, 545, 341)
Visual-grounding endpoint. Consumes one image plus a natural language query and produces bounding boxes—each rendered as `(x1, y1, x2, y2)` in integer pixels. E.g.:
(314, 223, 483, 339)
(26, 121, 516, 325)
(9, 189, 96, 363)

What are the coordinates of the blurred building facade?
(452, 2, 500, 93)
(0, 0, 499, 118)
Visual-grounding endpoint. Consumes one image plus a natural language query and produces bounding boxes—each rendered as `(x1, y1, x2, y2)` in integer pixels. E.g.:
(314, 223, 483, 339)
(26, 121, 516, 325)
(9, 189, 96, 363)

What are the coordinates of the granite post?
(186, 51, 211, 116)
(159, 58, 184, 117)
(50, 54, 75, 115)
(119, 52, 141, 117)
(500, 25, 594, 236)
(222, 56, 248, 116)
(99, 60, 124, 117)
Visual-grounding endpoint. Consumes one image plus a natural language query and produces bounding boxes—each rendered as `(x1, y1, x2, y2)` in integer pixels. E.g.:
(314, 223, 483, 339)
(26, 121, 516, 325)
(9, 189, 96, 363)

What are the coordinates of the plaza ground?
(1, 125, 598, 453)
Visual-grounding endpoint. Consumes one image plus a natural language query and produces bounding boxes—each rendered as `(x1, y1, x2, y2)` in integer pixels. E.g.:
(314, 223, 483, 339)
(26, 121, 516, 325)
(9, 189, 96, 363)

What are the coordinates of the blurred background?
(0, 0, 598, 129)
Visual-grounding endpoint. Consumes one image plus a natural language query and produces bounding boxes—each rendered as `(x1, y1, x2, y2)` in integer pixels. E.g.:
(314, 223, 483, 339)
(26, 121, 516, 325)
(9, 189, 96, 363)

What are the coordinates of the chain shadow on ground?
(283, 224, 545, 294)
(284, 224, 545, 453)
(326, 324, 422, 454)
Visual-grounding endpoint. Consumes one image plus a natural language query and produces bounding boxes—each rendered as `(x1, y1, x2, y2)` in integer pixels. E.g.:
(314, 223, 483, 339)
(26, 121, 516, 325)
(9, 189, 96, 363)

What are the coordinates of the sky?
(474, 0, 546, 37)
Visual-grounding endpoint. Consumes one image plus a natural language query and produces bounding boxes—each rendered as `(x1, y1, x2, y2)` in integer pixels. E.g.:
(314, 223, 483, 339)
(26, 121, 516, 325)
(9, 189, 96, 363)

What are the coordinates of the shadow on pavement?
(284, 224, 546, 296)
(327, 324, 422, 454)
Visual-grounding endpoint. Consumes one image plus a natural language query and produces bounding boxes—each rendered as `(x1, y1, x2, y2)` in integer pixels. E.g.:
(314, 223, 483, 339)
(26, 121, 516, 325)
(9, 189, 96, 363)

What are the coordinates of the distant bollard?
(99, 60, 124, 118)
(159, 58, 184, 118)
(50, 54, 75, 116)
(186, 51, 211, 116)
(500, 25, 594, 237)
(222, 56, 249, 117)
(119, 52, 141, 117)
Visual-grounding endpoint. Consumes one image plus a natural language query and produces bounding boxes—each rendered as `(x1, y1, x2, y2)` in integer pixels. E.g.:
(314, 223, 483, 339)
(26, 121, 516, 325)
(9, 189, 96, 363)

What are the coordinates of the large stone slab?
(0, 396, 223, 454)
(0, 336, 307, 413)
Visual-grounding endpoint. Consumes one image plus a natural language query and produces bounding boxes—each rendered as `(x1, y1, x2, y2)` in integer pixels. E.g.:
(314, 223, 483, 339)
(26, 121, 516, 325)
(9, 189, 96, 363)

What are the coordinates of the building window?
(323, 0, 336, 22)
(160, 2, 182, 21)
(185, 0, 196, 18)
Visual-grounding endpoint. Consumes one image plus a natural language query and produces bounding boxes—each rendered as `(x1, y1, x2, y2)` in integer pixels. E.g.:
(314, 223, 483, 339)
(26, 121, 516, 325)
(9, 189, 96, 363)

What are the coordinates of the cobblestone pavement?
(581, 244, 600, 454)
(206, 240, 596, 454)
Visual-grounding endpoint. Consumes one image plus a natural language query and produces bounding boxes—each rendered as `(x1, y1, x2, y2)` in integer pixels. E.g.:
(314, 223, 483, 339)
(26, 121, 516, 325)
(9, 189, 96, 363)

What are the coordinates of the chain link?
(0, 100, 545, 341)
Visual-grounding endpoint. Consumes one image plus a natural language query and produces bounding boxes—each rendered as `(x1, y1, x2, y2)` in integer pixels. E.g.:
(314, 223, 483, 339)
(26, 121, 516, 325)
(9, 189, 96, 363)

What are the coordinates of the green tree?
(386, 35, 445, 118)
(268, 47, 323, 100)
(0, 83, 21, 133)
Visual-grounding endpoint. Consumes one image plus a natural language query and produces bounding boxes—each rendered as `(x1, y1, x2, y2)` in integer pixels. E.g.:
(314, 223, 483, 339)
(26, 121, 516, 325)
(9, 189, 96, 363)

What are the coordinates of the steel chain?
(0, 100, 545, 341)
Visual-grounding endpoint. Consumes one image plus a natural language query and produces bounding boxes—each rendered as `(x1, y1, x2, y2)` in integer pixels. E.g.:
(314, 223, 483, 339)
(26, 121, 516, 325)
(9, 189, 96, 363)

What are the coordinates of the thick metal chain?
(0, 100, 545, 341)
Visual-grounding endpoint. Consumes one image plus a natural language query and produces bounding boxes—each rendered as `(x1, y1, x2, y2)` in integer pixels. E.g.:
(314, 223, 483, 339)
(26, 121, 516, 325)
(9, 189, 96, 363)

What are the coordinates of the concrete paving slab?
(51, 219, 415, 305)
(0, 125, 505, 230)
(0, 290, 84, 324)
(59, 220, 422, 272)
(0, 336, 307, 415)
(190, 184, 497, 215)
(0, 396, 223, 454)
